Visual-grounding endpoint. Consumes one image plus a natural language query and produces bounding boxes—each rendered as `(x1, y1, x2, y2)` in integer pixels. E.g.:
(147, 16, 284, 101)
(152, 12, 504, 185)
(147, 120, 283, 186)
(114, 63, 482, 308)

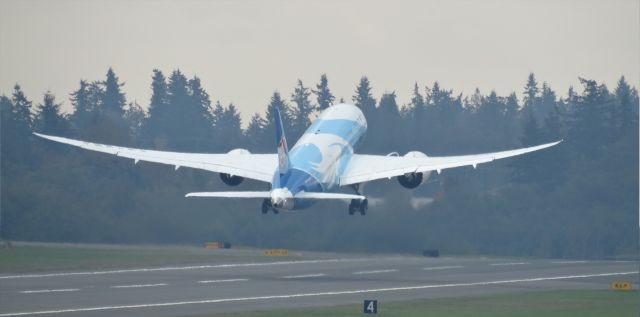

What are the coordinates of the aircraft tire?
(359, 199, 368, 216)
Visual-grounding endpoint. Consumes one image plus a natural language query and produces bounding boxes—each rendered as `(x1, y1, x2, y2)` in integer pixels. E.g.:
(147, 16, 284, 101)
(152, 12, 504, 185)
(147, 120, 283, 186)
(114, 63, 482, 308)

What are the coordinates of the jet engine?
(219, 148, 251, 186)
(397, 151, 431, 189)
(220, 173, 243, 186)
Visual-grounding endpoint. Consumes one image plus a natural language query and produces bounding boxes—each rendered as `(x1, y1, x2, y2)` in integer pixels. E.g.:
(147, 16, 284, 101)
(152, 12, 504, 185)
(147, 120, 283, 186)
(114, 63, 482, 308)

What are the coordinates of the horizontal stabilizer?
(185, 191, 271, 198)
(185, 191, 365, 200)
(295, 192, 365, 200)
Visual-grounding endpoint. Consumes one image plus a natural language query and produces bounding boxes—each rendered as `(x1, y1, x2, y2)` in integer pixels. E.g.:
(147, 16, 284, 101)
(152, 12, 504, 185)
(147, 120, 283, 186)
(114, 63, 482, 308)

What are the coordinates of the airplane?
(34, 103, 561, 215)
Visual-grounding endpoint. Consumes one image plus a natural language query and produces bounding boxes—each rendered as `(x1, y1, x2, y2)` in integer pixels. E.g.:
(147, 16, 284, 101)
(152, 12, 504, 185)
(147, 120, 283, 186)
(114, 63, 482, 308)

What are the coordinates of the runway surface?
(0, 253, 637, 316)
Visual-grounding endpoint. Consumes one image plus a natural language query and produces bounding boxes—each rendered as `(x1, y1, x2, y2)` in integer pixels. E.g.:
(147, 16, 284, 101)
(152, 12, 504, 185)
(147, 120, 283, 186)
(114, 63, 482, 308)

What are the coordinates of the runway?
(0, 254, 636, 316)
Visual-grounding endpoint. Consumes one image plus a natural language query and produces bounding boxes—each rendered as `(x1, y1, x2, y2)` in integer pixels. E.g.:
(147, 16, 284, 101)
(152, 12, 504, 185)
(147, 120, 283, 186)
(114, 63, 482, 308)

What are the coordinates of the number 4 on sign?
(364, 300, 378, 314)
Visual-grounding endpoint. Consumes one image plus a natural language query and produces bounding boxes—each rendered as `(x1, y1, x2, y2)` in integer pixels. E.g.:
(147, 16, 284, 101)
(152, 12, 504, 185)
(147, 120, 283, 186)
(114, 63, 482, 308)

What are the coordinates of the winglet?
(274, 106, 290, 177)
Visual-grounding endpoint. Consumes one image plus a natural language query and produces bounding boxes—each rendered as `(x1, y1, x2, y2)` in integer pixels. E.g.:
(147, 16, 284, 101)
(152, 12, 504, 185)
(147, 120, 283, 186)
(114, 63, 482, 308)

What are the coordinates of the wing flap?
(34, 133, 276, 183)
(340, 140, 561, 185)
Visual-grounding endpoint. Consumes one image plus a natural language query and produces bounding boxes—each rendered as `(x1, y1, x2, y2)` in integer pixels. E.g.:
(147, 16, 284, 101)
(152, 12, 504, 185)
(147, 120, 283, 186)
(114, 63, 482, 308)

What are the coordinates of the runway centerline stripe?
(490, 262, 529, 266)
(353, 269, 398, 275)
(422, 266, 464, 271)
(0, 258, 366, 280)
(551, 261, 588, 264)
(1, 271, 635, 317)
(197, 279, 249, 284)
(19, 289, 79, 294)
(282, 274, 326, 279)
(111, 283, 167, 289)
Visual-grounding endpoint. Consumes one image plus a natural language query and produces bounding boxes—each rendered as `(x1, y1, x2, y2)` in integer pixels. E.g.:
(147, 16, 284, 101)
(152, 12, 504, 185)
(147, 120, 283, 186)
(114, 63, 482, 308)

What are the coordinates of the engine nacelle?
(220, 148, 251, 186)
(398, 172, 423, 189)
(220, 173, 243, 186)
(397, 151, 431, 189)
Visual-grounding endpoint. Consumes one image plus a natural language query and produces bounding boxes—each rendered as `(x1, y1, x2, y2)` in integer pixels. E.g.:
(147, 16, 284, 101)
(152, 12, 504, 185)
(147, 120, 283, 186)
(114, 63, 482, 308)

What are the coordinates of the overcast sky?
(1, 0, 638, 124)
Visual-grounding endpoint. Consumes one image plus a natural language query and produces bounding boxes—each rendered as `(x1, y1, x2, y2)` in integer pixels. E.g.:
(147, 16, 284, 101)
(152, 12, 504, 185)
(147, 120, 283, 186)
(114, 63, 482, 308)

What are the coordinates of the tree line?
(1, 68, 637, 259)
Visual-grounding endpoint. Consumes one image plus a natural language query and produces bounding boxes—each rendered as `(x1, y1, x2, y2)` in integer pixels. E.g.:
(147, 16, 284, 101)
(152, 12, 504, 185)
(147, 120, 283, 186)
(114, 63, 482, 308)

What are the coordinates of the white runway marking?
(0, 258, 364, 280)
(19, 289, 79, 294)
(490, 262, 529, 266)
(422, 265, 464, 271)
(111, 283, 167, 289)
(353, 269, 398, 275)
(197, 279, 249, 284)
(551, 261, 588, 264)
(1, 271, 635, 316)
(282, 274, 326, 279)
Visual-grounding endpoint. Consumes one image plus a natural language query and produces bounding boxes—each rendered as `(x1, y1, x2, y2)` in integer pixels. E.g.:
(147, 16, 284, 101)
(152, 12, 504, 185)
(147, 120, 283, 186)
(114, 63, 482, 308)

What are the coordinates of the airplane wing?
(339, 140, 562, 186)
(34, 133, 276, 183)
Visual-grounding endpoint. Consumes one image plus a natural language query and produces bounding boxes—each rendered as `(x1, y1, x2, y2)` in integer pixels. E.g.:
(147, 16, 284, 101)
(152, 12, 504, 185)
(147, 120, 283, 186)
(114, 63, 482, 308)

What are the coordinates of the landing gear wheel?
(261, 199, 270, 214)
(359, 199, 368, 216)
(348, 200, 357, 215)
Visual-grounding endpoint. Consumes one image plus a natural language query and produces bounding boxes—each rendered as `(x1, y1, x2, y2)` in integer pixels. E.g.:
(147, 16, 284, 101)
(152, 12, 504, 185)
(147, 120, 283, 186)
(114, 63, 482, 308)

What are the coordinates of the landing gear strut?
(261, 199, 279, 215)
(348, 198, 368, 216)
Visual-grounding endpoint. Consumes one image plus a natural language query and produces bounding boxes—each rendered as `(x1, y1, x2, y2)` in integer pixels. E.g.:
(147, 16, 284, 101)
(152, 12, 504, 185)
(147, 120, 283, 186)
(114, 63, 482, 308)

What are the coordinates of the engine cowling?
(398, 172, 423, 189)
(397, 151, 431, 189)
(219, 148, 251, 186)
(220, 173, 243, 186)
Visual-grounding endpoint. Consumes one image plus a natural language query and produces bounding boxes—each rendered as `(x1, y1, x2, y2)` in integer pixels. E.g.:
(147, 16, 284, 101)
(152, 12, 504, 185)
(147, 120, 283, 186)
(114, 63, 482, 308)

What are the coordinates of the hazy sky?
(1, 0, 638, 124)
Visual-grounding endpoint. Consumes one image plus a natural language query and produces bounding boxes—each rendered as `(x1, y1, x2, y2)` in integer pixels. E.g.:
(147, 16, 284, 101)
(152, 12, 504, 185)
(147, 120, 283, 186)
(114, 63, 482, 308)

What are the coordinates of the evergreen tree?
(148, 69, 169, 119)
(244, 113, 268, 151)
(161, 70, 215, 150)
(375, 92, 404, 151)
(290, 80, 314, 141)
(511, 110, 542, 183)
(123, 101, 145, 140)
(141, 69, 169, 147)
(504, 93, 520, 142)
(35, 92, 68, 135)
(537, 82, 557, 121)
(523, 73, 539, 110)
(614, 76, 635, 134)
(410, 82, 425, 111)
(407, 83, 427, 147)
(264, 92, 292, 146)
(352, 76, 376, 120)
(103, 68, 126, 118)
(212, 103, 243, 150)
(11, 84, 33, 129)
(567, 78, 611, 156)
(313, 74, 335, 110)
(1, 94, 31, 162)
(69, 80, 94, 136)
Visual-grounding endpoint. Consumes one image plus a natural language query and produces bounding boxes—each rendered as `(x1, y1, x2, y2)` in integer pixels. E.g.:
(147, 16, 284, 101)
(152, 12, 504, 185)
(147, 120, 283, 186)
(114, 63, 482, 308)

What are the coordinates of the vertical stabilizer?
(274, 106, 290, 179)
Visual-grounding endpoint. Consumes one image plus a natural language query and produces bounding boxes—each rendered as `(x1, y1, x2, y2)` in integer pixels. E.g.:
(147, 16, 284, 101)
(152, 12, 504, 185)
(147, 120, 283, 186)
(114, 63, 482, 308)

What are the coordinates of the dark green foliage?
(352, 76, 376, 117)
(313, 74, 335, 111)
(263, 91, 292, 150)
(290, 80, 315, 141)
(35, 92, 68, 135)
(1, 70, 637, 259)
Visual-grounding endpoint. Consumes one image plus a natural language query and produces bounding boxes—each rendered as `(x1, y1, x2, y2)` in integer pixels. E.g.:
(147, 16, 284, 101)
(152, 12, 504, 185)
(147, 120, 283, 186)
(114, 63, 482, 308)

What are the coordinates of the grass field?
(194, 290, 639, 317)
(0, 242, 302, 273)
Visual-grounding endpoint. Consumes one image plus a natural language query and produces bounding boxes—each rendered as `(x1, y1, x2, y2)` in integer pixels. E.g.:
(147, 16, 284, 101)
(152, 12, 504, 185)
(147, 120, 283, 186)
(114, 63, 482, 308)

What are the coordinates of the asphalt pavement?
(0, 254, 637, 317)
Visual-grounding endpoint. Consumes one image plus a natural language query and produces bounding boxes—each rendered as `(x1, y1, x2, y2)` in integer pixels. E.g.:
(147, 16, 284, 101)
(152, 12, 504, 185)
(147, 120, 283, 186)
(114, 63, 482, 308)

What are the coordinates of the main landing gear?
(261, 199, 279, 214)
(348, 198, 368, 216)
(349, 183, 367, 216)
